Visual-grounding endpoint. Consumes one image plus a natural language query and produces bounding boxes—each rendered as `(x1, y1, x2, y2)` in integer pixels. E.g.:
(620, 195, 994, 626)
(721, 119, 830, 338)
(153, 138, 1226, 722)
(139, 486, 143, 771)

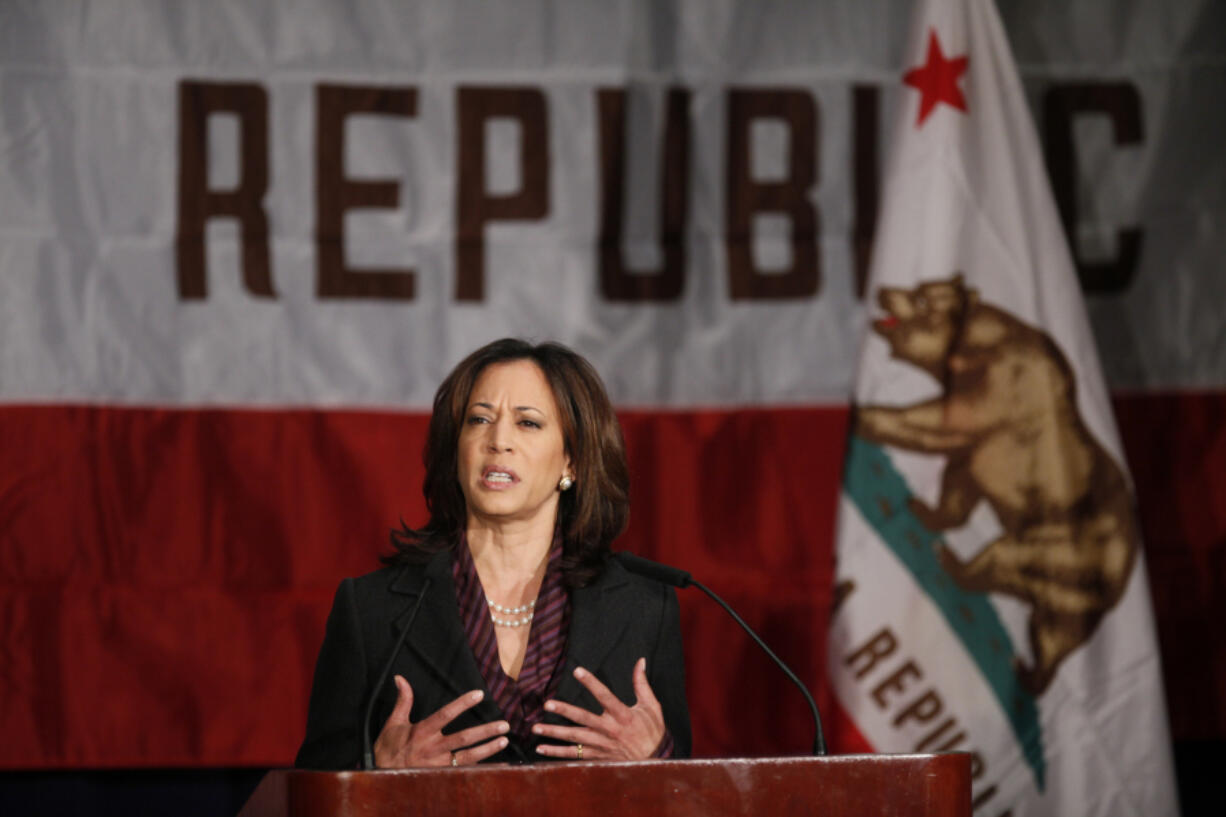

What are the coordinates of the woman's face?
(457, 359, 573, 530)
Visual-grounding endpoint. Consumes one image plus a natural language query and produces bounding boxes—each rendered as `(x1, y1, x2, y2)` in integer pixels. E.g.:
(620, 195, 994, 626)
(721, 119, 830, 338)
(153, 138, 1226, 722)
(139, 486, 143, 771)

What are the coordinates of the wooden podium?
(238, 753, 970, 816)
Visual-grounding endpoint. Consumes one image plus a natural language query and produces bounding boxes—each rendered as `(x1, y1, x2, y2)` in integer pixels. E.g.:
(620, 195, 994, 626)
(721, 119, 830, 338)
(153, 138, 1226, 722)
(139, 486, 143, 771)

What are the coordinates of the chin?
(467, 494, 526, 518)
(473, 503, 521, 519)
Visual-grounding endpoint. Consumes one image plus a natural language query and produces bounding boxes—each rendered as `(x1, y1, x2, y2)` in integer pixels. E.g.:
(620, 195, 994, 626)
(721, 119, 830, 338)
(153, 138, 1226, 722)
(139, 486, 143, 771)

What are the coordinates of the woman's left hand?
(532, 657, 665, 761)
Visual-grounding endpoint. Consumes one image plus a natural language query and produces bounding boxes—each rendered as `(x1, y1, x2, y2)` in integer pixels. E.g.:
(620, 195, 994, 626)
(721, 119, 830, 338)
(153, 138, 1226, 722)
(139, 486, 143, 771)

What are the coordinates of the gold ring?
(450, 751, 458, 767)
(576, 743, 584, 760)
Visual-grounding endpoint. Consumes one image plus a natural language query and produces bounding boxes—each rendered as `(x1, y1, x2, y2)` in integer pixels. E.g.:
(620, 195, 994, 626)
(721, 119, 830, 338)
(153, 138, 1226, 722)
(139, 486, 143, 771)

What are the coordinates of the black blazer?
(295, 549, 691, 768)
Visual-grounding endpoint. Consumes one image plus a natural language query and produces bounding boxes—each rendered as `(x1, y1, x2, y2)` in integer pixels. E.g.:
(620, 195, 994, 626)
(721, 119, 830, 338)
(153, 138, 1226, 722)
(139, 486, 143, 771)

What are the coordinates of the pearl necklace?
(488, 597, 536, 628)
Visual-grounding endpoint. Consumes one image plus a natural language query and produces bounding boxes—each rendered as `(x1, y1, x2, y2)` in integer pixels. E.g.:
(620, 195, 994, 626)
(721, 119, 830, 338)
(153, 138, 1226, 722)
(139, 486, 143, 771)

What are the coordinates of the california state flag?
(826, 0, 1180, 814)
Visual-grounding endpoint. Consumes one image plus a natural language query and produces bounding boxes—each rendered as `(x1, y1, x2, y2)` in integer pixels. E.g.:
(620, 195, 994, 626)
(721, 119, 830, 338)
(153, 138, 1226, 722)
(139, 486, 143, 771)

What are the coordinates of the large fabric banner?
(828, 0, 1178, 814)
(1, 1, 1223, 407)
(1, 0, 1222, 772)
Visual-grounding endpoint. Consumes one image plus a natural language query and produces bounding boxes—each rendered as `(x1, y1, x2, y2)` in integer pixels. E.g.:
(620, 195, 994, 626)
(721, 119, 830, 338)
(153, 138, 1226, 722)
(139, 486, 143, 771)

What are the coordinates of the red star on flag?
(903, 28, 969, 127)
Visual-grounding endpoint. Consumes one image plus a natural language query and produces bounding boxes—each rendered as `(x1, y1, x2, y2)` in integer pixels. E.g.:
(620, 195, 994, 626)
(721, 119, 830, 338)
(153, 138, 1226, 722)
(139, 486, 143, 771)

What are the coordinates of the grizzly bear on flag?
(854, 274, 1138, 694)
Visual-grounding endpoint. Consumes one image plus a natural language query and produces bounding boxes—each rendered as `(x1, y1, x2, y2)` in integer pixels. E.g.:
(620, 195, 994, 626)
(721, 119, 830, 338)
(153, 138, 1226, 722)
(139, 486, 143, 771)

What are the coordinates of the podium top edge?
(287, 752, 969, 778)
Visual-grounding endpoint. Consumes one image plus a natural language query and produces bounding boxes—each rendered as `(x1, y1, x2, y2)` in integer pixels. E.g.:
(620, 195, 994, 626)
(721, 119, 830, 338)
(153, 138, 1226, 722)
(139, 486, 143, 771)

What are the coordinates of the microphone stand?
(616, 551, 826, 756)
(362, 577, 433, 770)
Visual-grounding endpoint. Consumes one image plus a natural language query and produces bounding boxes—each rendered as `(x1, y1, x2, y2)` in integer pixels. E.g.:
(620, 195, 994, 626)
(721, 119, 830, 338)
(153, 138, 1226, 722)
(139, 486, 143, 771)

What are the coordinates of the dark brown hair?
(387, 338, 629, 587)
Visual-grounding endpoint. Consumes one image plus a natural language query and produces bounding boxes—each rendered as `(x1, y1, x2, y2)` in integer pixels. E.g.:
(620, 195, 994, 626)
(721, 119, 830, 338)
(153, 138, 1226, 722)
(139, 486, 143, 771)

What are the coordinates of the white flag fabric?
(827, 0, 1180, 815)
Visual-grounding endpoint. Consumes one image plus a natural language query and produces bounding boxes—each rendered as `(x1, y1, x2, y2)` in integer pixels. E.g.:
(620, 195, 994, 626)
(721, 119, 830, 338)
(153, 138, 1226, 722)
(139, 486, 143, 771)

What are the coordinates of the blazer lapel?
(387, 550, 503, 724)
(551, 562, 635, 707)
(382, 552, 642, 744)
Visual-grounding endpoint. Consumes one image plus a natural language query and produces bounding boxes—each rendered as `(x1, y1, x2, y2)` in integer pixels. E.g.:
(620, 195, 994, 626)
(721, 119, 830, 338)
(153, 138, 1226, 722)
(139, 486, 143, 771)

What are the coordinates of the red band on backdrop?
(0, 396, 1221, 767)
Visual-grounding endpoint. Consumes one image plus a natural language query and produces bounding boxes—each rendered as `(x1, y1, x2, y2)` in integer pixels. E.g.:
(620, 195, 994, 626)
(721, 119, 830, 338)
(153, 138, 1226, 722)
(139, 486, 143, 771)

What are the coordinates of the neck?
(465, 516, 555, 604)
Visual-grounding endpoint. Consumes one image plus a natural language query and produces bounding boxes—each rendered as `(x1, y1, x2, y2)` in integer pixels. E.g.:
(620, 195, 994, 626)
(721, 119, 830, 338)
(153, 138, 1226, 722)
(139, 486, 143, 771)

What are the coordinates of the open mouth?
(873, 314, 900, 333)
(481, 466, 519, 487)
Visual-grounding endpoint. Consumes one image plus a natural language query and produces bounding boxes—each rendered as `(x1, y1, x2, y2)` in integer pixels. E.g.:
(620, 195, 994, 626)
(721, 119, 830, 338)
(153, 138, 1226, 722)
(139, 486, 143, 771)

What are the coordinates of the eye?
(518, 419, 541, 429)
(466, 415, 491, 425)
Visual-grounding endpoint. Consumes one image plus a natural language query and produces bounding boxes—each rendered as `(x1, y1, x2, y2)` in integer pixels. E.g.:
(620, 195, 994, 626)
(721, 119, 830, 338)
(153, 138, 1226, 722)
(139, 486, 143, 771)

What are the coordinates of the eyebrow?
(471, 401, 545, 415)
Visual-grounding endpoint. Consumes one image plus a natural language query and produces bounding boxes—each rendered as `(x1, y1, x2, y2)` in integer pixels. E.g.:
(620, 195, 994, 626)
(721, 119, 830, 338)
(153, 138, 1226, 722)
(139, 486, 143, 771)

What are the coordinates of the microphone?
(615, 551, 693, 588)
(615, 551, 827, 756)
(362, 577, 433, 770)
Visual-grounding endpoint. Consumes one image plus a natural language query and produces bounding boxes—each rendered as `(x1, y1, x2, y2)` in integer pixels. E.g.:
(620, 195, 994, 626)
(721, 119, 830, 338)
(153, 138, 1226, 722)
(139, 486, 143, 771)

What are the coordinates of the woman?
(295, 338, 690, 768)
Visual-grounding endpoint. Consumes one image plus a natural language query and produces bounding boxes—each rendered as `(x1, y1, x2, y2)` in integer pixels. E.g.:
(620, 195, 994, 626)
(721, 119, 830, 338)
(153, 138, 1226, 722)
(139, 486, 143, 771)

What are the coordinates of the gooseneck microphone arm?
(615, 552, 827, 756)
(689, 579, 828, 756)
(362, 577, 433, 770)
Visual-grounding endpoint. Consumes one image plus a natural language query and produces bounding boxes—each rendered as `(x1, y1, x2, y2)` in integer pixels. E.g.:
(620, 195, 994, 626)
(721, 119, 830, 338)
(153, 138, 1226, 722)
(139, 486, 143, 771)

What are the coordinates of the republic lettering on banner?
(174, 78, 1143, 305)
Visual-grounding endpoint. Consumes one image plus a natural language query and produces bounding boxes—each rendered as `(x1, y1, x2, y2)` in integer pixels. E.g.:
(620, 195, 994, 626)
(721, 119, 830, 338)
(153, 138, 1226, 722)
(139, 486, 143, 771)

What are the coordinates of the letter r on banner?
(176, 80, 272, 300)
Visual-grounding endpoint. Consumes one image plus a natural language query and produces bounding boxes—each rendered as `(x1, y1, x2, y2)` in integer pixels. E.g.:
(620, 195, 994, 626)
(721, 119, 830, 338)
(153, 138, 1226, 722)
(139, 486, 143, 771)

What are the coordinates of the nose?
(487, 417, 513, 452)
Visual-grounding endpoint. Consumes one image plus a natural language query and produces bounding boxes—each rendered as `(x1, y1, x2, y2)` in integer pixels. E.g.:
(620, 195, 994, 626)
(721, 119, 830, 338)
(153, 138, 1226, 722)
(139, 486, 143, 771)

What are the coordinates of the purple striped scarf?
(452, 537, 570, 742)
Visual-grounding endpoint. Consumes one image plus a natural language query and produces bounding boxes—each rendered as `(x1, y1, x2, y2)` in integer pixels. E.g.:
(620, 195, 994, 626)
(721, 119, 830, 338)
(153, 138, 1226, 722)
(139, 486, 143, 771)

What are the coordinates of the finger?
(535, 741, 604, 760)
(445, 719, 511, 752)
(531, 722, 612, 751)
(631, 657, 661, 710)
(373, 678, 415, 767)
(418, 689, 486, 734)
(385, 675, 415, 725)
(454, 735, 510, 765)
(543, 699, 603, 729)
(572, 666, 625, 714)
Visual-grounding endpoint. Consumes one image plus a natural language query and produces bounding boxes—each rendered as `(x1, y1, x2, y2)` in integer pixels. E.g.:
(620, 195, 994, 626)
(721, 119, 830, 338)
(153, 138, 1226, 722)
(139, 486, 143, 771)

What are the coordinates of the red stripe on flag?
(0, 406, 429, 767)
(0, 395, 1222, 766)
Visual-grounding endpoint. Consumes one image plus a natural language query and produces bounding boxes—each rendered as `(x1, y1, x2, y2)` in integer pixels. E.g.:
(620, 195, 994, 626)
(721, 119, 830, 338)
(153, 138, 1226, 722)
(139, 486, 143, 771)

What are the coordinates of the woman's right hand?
(373, 675, 511, 768)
